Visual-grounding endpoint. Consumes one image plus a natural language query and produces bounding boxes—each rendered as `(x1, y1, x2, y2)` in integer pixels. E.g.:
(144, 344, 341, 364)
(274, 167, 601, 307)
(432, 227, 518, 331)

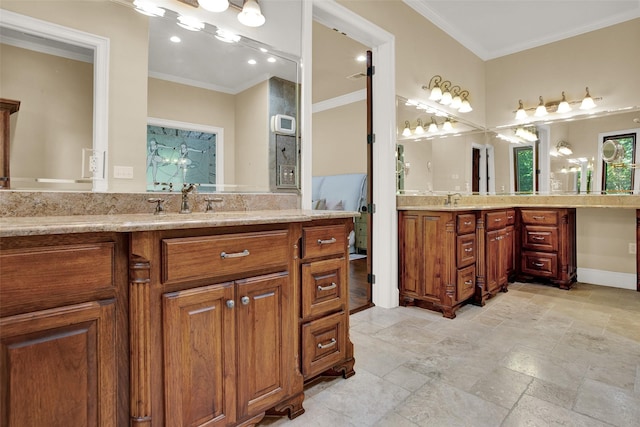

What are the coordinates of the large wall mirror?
(397, 93, 640, 196)
(0, 0, 301, 193)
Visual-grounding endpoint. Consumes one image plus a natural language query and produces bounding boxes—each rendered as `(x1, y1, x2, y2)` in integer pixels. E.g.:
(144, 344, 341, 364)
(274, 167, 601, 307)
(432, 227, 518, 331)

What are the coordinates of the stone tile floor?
(260, 282, 640, 427)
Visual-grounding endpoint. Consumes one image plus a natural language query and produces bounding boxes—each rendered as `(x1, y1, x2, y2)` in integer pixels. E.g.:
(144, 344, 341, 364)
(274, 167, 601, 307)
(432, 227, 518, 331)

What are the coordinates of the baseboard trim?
(577, 268, 636, 290)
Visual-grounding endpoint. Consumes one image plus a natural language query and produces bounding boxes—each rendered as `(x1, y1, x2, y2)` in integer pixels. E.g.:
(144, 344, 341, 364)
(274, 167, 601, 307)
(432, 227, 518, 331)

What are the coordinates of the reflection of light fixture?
(428, 117, 438, 133)
(402, 121, 411, 137)
(439, 82, 453, 105)
(458, 91, 473, 113)
(557, 91, 572, 113)
(238, 0, 266, 27)
(215, 29, 241, 43)
(442, 118, 453, 131)
(580, 87, 596, 110)
(535, 96, 548, 117)
(425, 75, 443, 101)
(515, 100, 528, 120)
(415, 119, 425, 134)
(515, 126, 538, 142)
(198, 0, 229, 12)
(177, 15, 205, 31)
(556, 140, 573, 155)
(133, 0, 165, 17)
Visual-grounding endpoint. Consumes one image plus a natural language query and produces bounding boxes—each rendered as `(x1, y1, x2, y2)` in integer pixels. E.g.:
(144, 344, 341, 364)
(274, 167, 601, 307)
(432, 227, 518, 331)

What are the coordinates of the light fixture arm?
(423, 75, 442, 91)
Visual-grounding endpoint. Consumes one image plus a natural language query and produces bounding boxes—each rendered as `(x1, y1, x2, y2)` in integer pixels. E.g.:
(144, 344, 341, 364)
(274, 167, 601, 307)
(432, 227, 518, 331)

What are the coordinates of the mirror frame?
(0, 10, 110, 191)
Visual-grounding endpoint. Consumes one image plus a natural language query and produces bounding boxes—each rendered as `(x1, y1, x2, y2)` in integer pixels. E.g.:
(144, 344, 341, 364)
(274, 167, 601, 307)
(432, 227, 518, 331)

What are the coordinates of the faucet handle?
(204, 197, 223, 212)
(147, 198, 166, 215)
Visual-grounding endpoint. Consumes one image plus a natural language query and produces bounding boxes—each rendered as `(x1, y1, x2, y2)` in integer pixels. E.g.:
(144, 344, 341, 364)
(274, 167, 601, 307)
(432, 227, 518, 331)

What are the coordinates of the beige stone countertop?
(0, 210, 359, 237)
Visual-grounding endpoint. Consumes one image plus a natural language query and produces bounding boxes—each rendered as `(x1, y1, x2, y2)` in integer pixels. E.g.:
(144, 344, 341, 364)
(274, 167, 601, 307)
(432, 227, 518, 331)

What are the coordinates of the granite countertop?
(0, 210, 359, 237)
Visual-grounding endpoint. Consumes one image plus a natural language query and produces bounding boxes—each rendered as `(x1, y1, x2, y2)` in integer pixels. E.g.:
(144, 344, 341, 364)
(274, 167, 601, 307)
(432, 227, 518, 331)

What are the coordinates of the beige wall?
(2, 0, 149, 192)
(235, 81, 269, 190)
(1, 44, 93, 190)
(486, 18, 640, 129)
(312, 101, 367, 176)
(148, 78, 236, 186)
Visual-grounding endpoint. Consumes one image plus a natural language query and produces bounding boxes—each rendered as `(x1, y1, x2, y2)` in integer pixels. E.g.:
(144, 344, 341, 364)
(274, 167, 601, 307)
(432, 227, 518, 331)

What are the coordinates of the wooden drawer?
(0, 243, 114, 314)
(301, 257, 347, 319)
(302, 224, 346, 259)
(162, 230, 288, 284)
(522, 251, 557, 277)
(506, 209, 516, 226)
(301, 311, 347, 378)
(523, 225, 558, 252)
(456, 234, 476, 267)
(520, 210, 559, 225)
(457, 214, 476, 235)
(457, 264, 476, 302)
(485, 211, 507, 231)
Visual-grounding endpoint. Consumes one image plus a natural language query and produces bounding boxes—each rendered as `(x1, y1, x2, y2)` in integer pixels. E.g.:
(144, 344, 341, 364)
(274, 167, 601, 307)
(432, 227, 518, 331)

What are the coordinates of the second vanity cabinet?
(399, 210, 478, 318)
(476, 209, 513, 306)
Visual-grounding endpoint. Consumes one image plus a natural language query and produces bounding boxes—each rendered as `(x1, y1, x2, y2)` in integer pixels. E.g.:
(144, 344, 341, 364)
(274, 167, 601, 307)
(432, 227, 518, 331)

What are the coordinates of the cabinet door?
(399, 213, 422, 297)
(504, 225, 515, 279)
(486, 229, 501, 293)
(163, 283, 236, 427)
(236, 272, 290, 419)
(0, 300, 116, 427)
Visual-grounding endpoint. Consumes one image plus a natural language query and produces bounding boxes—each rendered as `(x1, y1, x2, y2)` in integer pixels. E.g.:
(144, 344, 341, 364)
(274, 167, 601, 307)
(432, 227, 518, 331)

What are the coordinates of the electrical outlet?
(629, 243, 637, 255)
(89, 155, 98, 172)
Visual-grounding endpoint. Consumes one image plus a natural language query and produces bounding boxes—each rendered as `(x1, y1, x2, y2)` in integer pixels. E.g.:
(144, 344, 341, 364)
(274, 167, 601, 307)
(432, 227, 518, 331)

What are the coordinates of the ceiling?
(404, 0, 640, 60)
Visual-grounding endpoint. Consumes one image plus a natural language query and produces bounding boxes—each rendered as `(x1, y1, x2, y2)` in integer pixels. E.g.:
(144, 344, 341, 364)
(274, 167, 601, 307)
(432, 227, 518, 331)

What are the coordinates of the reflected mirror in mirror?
(145, 6, 300, 193)
(396, 96, 487, 195)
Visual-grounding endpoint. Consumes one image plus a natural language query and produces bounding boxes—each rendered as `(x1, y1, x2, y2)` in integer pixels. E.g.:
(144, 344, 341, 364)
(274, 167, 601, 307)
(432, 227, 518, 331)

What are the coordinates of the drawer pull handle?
(464, 221, 472, 225)
(241, 296, 250, 305)
(532, 216, 545, 220)
(220, 249, 250, 259)
(494, 218, 502, 222)
(317, 283, 337, 292)
(532, 261, 545, 267)
(317, 237, 337, 245)
(317, 338, 337, 349)
(464, 248, 473, 252)
(508, 216, 514, 220)
(464, 280, 473, 285)
(532, 236, 546, 241)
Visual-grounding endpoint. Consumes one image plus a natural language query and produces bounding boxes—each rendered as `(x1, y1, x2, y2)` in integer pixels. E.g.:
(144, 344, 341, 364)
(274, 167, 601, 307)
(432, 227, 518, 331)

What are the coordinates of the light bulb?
(515, 100, 527, 120)
(402, 121, 411, 137)
(198, 0, 229, 12)
(414, 119, 425, 135)
(557, 91, 572, 113)
(450, 94, 462, 109)
(238, 0, 265, 27)
(580, 87, 596, 110)
(442, 119, 453, 131)
(458, 99, 472, 113)
(534, 96, 547, 117)
(440, 90, 452, 105)
(429, 85, 442, 101)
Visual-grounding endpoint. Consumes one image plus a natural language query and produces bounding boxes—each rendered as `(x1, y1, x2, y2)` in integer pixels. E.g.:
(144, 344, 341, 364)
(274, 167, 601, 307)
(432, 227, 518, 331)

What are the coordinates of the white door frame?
(302, 1, 398, 308)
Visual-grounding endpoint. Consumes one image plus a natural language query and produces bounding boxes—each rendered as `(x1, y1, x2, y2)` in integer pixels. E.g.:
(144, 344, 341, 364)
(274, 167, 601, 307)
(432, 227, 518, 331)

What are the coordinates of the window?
(601, 133, 636, 193)
(513, 146, 534, 193)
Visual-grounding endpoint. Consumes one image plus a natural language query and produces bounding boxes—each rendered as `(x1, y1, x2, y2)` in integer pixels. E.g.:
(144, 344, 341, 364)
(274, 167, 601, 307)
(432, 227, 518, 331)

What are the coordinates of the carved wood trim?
(0, 98, 20, 189)
(129, 254, 152, 426)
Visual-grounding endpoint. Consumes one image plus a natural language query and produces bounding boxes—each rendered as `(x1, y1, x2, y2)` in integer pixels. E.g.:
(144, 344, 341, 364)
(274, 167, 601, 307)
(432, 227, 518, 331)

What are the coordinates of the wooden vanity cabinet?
(518, 208, 577, 289)
(130, 225, 304, 427)
(0, 232, 129, 427)
(476, 209, 511, 306)
(399, 210, 477, 318)
(299, 220, 355, 381)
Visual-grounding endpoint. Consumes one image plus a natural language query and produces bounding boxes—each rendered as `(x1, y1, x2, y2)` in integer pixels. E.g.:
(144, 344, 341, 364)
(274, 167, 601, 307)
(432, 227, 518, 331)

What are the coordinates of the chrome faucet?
(180, 183, 197, 214)
(444, 192, 462, 206)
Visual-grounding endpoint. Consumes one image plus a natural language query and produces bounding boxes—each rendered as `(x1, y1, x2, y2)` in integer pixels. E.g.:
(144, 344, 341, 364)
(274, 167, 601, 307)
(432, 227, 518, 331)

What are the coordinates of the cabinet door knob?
(317, 338, 337, 349)
(226, 300, 235, 309)
(241, 296, 250, 305)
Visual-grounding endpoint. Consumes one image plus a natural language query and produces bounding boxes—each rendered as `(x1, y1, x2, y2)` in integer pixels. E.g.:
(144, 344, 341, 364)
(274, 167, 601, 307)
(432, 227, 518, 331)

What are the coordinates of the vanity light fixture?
(402, 121, 412, 137)
(450, 87, 462, 109)
(515, 126, 538, 142)
(534, 96, 548, 117)
(198, 0, 229, 13)
(133, 0, 165, 17)
(442, 118, 453, 132)
(177, 15, 205, 31)
(424, 75, 443, 101)
(414, 119, 425, 135)
(238, 0, 265, 27)
(458, 91, 473, 113)
(439, 82, 453, 106)
(556, 140, 573, 155)
(580, 87, 596, 110)
(515, 100, 528, 120)
(557, 91, 572, 113)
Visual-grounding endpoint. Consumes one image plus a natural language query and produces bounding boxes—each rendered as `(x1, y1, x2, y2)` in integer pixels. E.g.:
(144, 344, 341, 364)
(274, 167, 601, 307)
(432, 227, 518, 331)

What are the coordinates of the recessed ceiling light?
(215, 29, 241, 43)
(267, 57, 276, 63)
(170, 36, 181, 43)
(356, 54, 366, 62)
(177, 15, 204, 32)
(260, 47, 268, 53)
(248, 59, 257, 65)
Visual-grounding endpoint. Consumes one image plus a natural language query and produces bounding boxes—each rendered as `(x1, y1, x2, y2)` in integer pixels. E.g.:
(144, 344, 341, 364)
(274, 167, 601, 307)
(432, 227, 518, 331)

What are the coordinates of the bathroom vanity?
(0, 210, 356, 426)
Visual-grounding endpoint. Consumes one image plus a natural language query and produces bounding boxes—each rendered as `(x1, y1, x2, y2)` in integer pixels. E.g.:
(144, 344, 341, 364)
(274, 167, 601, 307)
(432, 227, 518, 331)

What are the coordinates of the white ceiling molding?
(312, 89, 367, 114)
